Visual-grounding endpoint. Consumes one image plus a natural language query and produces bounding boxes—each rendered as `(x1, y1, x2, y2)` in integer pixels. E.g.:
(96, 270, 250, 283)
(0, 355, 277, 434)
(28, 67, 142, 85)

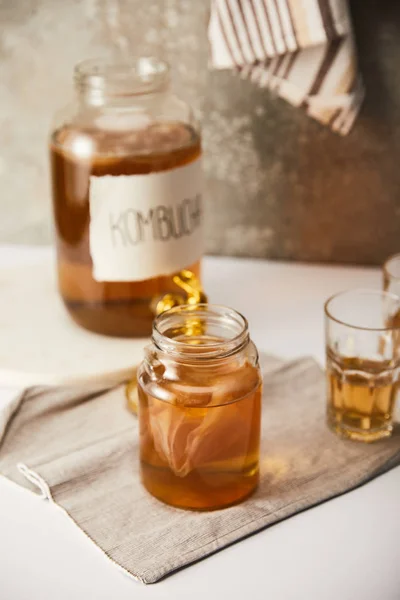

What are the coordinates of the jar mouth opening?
(153, 304, 250, 359)
(75, 56, 170, 98)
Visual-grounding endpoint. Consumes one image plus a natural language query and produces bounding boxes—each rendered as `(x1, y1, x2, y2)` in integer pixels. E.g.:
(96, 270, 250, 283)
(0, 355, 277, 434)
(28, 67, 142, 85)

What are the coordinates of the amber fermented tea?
(325, 289, 400, 441)
(50, 58, 204, 337)
(326, 350, 398, 442)
(51, 122, 202, 337)
(136, 305, 262, 510)
(138, 353, 261, 510)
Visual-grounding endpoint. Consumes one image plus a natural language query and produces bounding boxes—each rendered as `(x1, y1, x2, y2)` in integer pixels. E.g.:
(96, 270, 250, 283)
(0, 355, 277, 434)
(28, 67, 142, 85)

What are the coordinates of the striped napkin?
(208, 0, 364, 134)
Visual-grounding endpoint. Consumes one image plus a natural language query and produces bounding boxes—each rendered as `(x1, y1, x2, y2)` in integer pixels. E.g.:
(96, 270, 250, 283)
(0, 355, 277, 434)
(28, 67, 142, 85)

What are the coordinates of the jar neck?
(152, 304, 250, 361)
(74, 57, 170, 107)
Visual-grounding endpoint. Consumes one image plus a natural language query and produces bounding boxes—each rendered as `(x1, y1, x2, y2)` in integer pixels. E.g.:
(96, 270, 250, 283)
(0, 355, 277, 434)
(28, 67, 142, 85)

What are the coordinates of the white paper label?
(89, 158, 204, 282)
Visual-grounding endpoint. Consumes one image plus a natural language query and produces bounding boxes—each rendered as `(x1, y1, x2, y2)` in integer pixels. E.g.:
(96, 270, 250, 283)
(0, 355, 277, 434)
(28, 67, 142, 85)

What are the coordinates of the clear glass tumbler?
(325, 289, 400, 442)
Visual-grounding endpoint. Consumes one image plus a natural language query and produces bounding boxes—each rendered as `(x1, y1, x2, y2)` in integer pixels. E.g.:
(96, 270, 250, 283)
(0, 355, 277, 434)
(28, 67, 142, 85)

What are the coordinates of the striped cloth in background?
(208, 0, 364, 134)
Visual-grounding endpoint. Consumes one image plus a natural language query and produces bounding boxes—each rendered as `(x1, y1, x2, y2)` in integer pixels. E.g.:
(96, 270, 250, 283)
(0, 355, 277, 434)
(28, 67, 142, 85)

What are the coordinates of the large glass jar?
(50, 58, 203, 337)
(137, 304, 262, 510)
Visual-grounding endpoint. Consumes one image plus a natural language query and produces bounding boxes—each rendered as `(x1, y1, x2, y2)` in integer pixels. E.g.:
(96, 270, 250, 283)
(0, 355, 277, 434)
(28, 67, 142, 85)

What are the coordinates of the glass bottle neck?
(74, 57, 170, 106)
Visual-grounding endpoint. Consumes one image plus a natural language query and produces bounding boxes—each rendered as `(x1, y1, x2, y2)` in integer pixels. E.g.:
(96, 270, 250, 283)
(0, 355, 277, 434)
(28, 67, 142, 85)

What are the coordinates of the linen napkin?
(1, 355, 399, 584)
(208, 0, 364, 134)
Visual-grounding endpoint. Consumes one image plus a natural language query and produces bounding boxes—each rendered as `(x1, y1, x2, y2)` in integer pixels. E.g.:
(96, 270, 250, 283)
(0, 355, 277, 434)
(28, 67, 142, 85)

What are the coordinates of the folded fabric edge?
(0, 389, 25, 446)
(206, 60, 364, 136)
(0, 366, 136, 388)
(208, 33, 350, 70)
(207, 0, 363, 135)
(18, 463, 53, 500)
(13, 462, 146, 584)
(208, 0, 352, 69)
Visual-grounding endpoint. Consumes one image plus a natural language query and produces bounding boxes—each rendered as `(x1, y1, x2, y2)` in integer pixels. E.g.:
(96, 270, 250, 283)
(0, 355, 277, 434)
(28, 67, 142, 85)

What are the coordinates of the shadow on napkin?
(0, 355, 399, 584)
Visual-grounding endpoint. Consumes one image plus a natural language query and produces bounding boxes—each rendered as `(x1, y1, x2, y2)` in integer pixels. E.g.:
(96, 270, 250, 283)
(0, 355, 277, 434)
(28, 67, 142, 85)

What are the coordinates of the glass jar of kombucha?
(137, 304, 262, 510)
(50, 58, 203, 337)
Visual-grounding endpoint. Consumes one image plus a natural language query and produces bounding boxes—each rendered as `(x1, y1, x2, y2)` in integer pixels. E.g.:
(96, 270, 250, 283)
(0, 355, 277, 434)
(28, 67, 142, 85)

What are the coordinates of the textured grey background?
(1, 0, 400, 264)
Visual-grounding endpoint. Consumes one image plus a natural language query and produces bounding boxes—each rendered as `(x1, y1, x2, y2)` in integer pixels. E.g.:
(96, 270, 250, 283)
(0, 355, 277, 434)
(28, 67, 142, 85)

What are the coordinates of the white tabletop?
(1, 246, 399, 600)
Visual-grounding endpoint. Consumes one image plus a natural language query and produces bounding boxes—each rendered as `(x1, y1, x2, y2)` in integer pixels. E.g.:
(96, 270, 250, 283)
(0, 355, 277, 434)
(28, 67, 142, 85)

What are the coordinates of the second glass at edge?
(325, 289, 400, 442)
(383, 253, 400, 321)
(137, 304, 262, 510)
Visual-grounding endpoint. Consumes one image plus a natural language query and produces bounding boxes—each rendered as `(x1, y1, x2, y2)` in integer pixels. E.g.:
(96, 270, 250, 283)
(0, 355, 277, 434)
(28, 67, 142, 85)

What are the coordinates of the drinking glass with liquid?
(325, 289, 400, 442)
(137, 304, 262, 510)
(50, 57, 203, 337)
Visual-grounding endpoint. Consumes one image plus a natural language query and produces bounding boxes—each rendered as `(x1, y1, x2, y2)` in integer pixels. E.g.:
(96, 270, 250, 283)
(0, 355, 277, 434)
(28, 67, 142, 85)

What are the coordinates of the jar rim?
(74, 56, 170, 99)
(152, 304, 250, 360)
